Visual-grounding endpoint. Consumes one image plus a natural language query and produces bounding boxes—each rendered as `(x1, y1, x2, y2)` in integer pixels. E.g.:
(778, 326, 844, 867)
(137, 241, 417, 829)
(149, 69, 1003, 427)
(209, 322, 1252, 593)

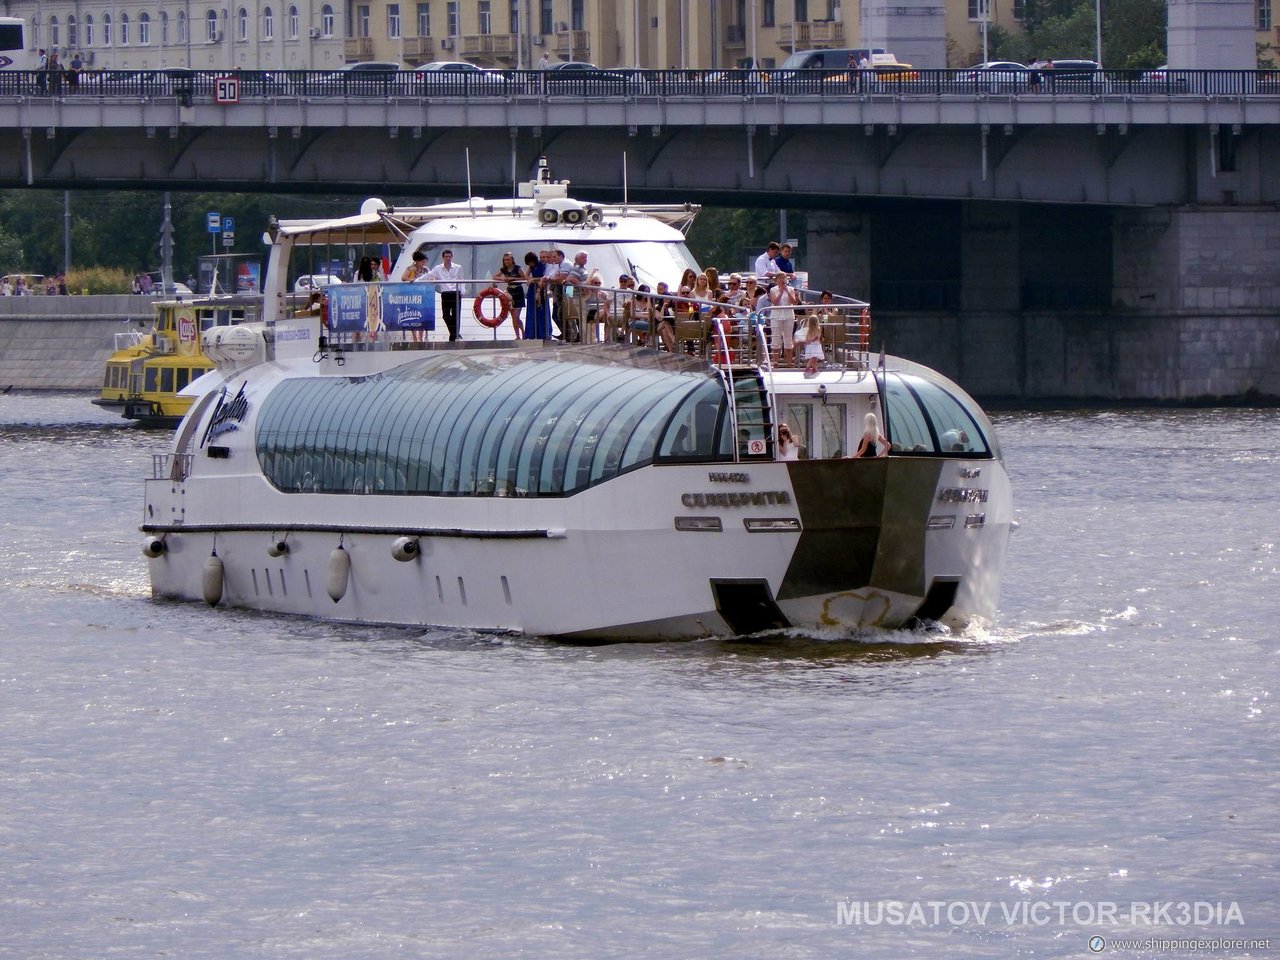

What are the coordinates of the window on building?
(68, 14, 78, 47)
(161, 12, 169, 44)
(176, 11, 186, 43)
(321, 5, 335, 37)
(237, 7, 248, 40)
(104, 12, 113, 45)
(479, 0, 491, 34)
(968, 0, 990, 20)
(447, 1, 459, 35)
(417, 3, 431, 36)
(139, 12, 151, 45)
(288, 5, 298, 38)
(1013, 0, 1026, 19)
(357, 5, 370, 37)
(1260, 0, 1273, 30)
(571, 0, 584, 31)
(762, 0, 775, 27)
(120, 13, 129, 45)
(263, 7, 273, 40)
(50, 16, 59, 48)
(509, 0, 519, 33)
(796, 0, 809, 21)
(206, 10, 218, 42)
(387, 4, 401, 38)
(539, 0, 552, 35)
(85, 15, 95, 46)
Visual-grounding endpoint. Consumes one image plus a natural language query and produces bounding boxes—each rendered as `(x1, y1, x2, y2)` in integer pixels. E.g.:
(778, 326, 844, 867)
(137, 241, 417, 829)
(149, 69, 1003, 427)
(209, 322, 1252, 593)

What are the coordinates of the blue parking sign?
(222, 217, 235, 234)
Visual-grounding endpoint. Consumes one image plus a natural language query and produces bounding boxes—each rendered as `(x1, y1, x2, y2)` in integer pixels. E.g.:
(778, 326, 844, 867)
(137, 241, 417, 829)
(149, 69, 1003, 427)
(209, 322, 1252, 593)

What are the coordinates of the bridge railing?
(2, 67, 1279, 100)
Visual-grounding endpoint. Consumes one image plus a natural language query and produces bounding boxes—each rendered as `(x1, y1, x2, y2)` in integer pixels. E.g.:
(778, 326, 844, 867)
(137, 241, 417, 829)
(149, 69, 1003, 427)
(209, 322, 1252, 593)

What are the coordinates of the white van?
(779, 47, 887, 70)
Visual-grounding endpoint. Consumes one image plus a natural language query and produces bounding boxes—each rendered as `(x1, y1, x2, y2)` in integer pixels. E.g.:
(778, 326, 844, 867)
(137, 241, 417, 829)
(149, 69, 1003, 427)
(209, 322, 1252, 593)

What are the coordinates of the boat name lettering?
(938, 487, 989, 504)
(682, 491, 790, 508)
(201, 382, 250, 446)
(276, 325, 313, 342)
(708, 472, 750, 483)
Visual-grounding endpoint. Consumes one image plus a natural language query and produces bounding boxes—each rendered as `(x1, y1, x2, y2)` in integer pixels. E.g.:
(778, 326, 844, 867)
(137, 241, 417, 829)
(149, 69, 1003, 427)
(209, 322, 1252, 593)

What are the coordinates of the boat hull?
(144, 456, 1012, 640)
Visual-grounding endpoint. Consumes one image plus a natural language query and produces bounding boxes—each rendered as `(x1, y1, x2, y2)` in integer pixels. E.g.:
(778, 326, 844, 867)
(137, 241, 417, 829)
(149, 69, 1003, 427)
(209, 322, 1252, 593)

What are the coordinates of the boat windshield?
(399, 240, 698, 291)
(255, 348, 732, 497)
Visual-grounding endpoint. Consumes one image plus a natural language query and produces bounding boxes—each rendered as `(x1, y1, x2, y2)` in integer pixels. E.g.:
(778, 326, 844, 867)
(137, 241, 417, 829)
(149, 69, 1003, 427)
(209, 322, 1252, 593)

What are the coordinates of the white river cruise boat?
(142, 164, 1013, 641)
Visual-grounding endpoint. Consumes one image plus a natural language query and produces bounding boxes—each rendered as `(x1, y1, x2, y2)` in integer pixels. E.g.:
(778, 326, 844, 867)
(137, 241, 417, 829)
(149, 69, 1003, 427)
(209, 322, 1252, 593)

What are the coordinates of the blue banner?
(327, 283, 436, 334)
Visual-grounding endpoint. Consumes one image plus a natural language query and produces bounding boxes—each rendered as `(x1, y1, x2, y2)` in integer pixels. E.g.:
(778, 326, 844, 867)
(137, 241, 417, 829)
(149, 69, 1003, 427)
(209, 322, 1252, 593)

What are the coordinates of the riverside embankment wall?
(1, 297, 1277, 401)
(0, 296, 156, 390)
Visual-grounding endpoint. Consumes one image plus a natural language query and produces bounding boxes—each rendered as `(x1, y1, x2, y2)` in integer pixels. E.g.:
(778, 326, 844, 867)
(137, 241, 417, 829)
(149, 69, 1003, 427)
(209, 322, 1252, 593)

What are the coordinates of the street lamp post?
(1094, 0, 1102, 65)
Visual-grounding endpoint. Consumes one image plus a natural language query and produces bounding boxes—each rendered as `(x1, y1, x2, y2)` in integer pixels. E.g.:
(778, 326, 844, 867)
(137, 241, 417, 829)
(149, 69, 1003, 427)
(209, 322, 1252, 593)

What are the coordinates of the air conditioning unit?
(554, 21, 569, 32)
(211, 30, 223, 42)
(531, 35, 545, 45)
(440, 37, 454, 50)
(309, 27, 320, 38)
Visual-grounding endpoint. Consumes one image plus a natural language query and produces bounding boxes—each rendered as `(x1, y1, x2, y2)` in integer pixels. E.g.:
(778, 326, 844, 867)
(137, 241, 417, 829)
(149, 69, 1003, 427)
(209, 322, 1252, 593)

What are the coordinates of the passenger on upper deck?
(421, 249, 464, 341)
(767, 272, 801, 366)
(774, 243, 796, 281)
(754, 242, 781, 284)
(493, 252, 527, 339)
(401, 250, 427, 281)
(524, 251, 551, 340)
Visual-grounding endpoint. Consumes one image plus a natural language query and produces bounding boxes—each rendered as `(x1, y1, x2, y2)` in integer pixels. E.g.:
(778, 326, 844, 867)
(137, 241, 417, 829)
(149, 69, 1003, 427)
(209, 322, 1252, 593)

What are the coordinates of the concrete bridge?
(3, 70, 1279, 207)
(2, 74, 1278, 401)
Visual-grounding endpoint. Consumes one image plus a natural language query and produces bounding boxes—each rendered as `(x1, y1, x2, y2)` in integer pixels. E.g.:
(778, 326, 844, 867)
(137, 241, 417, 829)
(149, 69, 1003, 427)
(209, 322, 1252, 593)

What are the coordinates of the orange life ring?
(473, 287, 511, 328)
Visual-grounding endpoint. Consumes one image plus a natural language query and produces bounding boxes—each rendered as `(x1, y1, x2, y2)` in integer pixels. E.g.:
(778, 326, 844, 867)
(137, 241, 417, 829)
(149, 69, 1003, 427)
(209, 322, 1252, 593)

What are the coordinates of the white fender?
(327, 545, 350, 603)
(142, 536, 166, 558)
(202, 553, 224, 606)
(391, 536, 420, 562)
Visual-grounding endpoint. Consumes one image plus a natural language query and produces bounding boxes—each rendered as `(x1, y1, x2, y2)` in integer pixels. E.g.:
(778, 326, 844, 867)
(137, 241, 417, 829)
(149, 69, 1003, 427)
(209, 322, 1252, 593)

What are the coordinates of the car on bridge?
(305, 61, 402, 96)
(536, 61, 633, 95)
(1029, 59, 1103, 92)
(960, 61, 1034, 93)
(411, 61, 509, 95)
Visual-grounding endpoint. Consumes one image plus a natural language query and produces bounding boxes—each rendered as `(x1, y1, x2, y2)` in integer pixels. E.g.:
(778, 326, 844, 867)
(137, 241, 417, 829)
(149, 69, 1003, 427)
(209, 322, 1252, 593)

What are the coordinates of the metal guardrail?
(308, 278, 872, 372)
(2, 67, 1279, 100)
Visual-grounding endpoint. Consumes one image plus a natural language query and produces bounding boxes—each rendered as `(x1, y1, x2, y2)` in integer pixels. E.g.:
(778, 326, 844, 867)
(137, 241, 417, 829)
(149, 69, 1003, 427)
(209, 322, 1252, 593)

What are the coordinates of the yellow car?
(826, 62, 921, 89)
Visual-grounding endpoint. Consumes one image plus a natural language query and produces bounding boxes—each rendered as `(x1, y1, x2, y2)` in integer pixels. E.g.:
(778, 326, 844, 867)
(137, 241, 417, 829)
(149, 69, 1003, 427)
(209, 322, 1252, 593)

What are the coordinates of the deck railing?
(301, 277, 872, 372)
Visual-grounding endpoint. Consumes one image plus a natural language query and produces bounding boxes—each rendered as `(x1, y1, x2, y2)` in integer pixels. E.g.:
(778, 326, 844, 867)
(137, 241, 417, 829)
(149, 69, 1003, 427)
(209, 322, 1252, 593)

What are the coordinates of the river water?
(1, 392, 1275, 959)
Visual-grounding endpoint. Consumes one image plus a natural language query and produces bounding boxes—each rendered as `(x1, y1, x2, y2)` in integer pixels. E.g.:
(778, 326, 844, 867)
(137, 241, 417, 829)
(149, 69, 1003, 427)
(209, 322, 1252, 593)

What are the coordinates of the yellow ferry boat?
(94, 295, 261, 427)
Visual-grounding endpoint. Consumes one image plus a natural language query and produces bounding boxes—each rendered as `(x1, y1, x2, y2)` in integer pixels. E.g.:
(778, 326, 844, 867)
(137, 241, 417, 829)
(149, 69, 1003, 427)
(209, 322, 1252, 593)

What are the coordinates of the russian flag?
(380, 244, 393, 281)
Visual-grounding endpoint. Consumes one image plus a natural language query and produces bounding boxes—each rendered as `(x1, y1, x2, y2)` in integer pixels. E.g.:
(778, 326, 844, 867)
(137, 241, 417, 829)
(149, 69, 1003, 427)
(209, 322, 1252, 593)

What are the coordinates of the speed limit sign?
(215, 76, 240, 104)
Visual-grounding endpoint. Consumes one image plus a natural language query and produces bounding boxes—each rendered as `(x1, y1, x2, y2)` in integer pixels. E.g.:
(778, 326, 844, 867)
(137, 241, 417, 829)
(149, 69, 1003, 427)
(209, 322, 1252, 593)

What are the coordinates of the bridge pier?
(803, 200, 1280, 400)
(804, 210, 871, 296)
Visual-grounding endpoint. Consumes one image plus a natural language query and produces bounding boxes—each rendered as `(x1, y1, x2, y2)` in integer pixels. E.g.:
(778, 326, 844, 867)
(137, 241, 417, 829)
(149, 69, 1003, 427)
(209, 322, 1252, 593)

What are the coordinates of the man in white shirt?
(753, 241, 780, 287)
(422, 249, 464, 341)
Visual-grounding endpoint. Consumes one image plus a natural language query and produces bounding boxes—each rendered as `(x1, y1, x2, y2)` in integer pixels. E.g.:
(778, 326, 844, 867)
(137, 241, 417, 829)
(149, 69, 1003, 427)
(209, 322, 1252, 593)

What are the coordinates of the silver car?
(962, 61, 1033, 93)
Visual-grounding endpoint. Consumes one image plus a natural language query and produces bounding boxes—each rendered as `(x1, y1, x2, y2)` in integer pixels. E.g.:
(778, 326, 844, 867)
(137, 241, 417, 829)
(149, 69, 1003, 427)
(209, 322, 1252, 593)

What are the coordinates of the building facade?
(13, 0, 1278, 73)
(12, 0, 1026, 72)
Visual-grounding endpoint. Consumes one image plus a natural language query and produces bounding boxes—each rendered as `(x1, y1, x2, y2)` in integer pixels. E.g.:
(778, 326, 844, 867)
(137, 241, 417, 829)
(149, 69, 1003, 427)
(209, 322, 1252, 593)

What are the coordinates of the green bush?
(66, 266, 134, 294)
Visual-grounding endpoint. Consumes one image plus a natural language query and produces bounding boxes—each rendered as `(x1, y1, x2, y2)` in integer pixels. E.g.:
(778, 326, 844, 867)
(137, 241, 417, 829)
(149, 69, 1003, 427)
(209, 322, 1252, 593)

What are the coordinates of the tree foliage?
(985, 0, 1167, 69)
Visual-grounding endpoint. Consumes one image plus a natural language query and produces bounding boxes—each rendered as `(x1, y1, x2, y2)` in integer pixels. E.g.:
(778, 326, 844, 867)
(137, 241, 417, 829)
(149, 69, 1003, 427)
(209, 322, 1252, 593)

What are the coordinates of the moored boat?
(93, 294, 261, 427)
(141, 165, 1013, 640)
